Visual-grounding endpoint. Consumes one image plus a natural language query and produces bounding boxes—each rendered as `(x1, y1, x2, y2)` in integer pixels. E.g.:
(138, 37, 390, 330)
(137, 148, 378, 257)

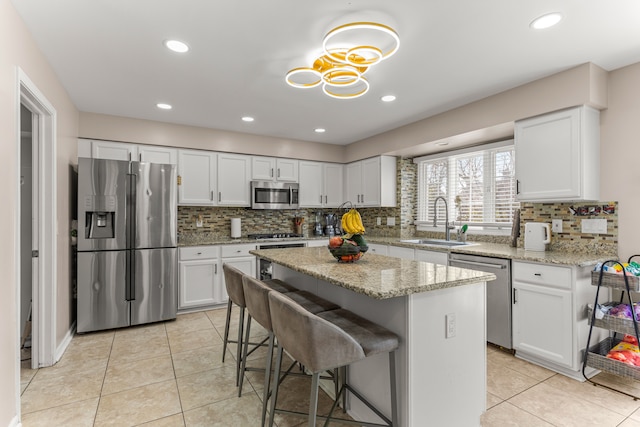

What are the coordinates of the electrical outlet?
(445, 313, 456, 339)
(196, 214, 203, 228)
(581, 218, 607, 234)
(376, 217, 381, 226)
(387, 217, 396, 226)
(552, 219, 563, 233)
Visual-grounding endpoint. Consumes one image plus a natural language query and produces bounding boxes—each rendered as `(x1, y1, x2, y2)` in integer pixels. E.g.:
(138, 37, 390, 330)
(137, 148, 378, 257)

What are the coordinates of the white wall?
(0, 0, 79, 424)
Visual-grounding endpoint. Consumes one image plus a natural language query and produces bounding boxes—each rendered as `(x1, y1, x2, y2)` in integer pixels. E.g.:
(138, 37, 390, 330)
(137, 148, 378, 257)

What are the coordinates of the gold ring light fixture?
(286, 22, 400, 99)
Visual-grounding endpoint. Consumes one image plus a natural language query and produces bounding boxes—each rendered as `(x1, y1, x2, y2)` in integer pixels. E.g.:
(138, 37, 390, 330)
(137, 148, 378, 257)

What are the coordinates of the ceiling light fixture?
(286, 21, 400, 99)
(314, 128, 326, 133)
(164, 39, 189, 53)
(381, 95, 396, 102)
(530, 12, 563, 30)
(156, 103, 172, 110)
(241, 116, 254, 122)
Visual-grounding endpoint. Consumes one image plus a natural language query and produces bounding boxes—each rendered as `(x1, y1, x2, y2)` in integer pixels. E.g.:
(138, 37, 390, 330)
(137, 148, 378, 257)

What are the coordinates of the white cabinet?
(299, 161, 344, 208)
(367, 244, 388, 256)
(388, 245, 415, 260)
(178, 246, 222, 310)
(511, 260, 600, 376)
(217, 153, 251, 206)
(178, 150, 217, 205)
(78, 139, 177, 164)
(251, 156, 298, 182)
(345, 156, 396, 207)
(220, 243, 257, 302)
(416, 249, 448, 265)
(138, 145, 177, 164)
(307, 239, 329, 247)
(515, 106, 599, 202)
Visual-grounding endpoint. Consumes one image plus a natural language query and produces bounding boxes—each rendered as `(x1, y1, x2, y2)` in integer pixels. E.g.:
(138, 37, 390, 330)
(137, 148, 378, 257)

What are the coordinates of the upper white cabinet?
(79, 139, 177, 164)
(138, 145, 177, 164)
(217, 153, 251, 206)
(298, 161, 344, 208)
(178, 150, 217, 205)
(251, 156, 298, 182)
(345, 156, 396, 207)
(515, 106, 599, 202)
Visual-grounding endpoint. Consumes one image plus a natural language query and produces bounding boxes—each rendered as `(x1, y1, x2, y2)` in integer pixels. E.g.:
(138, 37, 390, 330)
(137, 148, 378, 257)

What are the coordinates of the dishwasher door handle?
(450, 260, 507, 270)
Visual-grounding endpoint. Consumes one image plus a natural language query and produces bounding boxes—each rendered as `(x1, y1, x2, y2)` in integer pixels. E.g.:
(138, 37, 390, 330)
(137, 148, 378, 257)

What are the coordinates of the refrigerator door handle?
(127, 171, 138, 301)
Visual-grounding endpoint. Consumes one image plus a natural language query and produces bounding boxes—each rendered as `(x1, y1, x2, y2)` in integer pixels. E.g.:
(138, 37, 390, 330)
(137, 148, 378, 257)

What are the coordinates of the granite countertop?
(365, 237, 616, 268)
(250, 246, 496, 300)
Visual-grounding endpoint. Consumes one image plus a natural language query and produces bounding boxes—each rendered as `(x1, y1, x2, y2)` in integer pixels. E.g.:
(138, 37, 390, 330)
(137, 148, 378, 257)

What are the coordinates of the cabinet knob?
(196, 252, 202, 255)
(534, 273, 542, 276)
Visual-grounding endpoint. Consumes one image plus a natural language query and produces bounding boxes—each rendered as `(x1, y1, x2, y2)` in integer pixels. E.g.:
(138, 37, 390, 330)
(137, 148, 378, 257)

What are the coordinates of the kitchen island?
(251, 246, 496, 427)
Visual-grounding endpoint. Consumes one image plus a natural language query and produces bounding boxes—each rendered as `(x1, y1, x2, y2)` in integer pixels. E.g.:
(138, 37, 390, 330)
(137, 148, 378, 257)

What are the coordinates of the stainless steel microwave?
(250, 181, 299, 209)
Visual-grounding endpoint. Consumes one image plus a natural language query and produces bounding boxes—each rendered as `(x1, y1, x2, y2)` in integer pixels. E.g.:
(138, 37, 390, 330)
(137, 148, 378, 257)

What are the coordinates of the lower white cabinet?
(306, 239, 329, 247)
(511, 260, 602, 377)
(178, 244, 256, 311)
(388, 245, 415, 260)
(178, 246, 222, 309)
(416, 249, 448, 265)
(367, 243, 388, 256)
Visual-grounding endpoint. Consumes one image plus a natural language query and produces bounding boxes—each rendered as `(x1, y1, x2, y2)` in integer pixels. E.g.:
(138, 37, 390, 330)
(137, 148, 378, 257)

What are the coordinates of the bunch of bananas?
(341, 208, 366, 235)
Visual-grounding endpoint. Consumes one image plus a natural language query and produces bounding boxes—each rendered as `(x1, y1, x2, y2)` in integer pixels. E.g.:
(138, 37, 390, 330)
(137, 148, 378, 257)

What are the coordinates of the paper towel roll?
(231, 218, 241, 238)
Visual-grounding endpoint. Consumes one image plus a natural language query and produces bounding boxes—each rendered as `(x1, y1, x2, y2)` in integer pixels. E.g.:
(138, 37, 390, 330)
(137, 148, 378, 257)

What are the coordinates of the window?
(415, 140, 519, 232)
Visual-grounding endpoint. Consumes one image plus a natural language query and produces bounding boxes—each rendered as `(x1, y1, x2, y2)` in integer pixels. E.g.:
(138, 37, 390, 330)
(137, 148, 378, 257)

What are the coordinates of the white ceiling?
(11, 0, 640, 146)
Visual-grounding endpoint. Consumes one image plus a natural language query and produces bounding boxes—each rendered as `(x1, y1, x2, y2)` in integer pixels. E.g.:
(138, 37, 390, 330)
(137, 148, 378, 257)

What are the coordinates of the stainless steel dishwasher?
(449, 252, 512, 350)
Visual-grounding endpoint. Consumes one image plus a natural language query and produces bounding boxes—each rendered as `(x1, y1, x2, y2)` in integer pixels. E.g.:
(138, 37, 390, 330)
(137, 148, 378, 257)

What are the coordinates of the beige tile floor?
(19, 309, 640, 427)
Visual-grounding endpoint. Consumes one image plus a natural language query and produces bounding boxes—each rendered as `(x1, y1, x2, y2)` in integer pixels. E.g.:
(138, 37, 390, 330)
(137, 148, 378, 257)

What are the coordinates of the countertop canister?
(230, 218, 241, 238)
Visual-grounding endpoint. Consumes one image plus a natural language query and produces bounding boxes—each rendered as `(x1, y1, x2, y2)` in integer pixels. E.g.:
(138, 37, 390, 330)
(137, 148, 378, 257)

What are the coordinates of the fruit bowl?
(328, 243, 367, 263)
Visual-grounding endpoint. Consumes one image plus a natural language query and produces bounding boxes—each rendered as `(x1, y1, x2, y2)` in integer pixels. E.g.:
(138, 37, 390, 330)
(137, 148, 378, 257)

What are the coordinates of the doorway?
(16, 69, 57, 381)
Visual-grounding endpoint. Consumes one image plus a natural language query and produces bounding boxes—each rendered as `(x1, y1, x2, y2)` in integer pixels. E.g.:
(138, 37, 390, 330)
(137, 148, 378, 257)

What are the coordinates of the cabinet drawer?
(220, 244, 256, 258)
(513, 261, 571, 289)
(179, 246, 219, 260)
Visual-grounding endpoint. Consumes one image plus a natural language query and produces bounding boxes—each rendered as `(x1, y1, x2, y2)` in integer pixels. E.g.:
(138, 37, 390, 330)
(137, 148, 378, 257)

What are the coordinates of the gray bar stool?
(221, 263, 296, 387)
(240, 275, 340, 404)
(268, 290, 399, 427)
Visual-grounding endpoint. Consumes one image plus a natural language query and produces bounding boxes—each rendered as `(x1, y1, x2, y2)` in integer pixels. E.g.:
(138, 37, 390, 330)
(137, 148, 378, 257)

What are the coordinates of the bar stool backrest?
(268, 291, 365, 373)
(242, 275, 274, 332)
(222, 263, 246, 307)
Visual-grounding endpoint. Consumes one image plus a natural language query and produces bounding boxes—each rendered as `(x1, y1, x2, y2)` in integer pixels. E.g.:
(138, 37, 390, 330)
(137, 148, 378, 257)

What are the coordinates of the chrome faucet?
(433, 196, 454, 241)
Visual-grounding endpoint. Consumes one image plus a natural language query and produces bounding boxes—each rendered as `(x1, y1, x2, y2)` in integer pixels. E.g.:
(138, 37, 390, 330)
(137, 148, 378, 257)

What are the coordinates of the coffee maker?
(324, 214, 336, 237)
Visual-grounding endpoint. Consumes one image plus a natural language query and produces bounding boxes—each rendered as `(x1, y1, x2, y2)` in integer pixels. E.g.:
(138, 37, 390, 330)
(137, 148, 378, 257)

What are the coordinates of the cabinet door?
(323, 163, 344, 208)
(220, 257, 256, 302)
(298, 161, 324, 207)
(178, 150, 217, 205)
(138, 146, 178, 164)
(388, 245, 415, 260)
(515, 108, 581, 201)
(251, 156, 276, 181)
(218, 153, 251, 206)
(512, 281, 573, 368)
(91, 140, 137, 161)
(276, 159, 299, 182)
(178, 258, 219, 309)
(306, 239, 329, 247)
(345, 161, 363, 205)
(361, 157, 381, 206)
(416, 249, 448, 265)
(368, 244, 388, 256)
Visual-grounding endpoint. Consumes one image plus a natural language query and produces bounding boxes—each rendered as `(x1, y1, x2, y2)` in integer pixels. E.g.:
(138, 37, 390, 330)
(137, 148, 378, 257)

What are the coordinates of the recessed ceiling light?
(164, 39, 189, 53)
(435, 141, 449, 146)
(314, 128, 326, 133)
(530, 12, 563, 30)
(381, 95, 396, 102)
(241, 116, 254, 122)
(156, 103, 172, 110)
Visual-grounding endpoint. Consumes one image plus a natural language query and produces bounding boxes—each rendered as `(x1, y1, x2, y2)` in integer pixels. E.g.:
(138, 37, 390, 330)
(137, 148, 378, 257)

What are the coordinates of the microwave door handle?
(289, 187, 293, 206)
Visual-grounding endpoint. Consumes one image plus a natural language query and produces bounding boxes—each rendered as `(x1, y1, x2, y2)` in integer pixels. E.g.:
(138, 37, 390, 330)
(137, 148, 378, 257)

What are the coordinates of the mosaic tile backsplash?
(178, 156, 618, 254)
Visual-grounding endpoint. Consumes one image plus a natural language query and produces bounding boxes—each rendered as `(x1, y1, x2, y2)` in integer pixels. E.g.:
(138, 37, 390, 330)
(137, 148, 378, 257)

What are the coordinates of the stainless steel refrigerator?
(76, 157, 177, 333)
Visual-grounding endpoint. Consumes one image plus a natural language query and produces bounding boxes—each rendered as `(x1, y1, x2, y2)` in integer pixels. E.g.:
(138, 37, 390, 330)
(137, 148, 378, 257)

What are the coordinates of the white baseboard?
(8, 414, 21, 427)
(55, 321, 76, 363)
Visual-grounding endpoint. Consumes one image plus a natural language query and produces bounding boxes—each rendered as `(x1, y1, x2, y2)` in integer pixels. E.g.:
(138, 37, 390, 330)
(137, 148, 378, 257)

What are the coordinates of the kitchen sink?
(399, 239, 475, 247)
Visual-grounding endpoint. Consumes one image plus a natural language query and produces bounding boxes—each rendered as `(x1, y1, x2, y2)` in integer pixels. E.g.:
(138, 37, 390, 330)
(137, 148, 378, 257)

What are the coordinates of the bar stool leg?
(308, 372, 320, 427)
(389, 350, 398, 427)
(261, 332, 275, 427)
(235, 306, 245, 386)
(268, 344, 284, 427)
(222, 299, 233, 362)
(238, 314, 253, 397)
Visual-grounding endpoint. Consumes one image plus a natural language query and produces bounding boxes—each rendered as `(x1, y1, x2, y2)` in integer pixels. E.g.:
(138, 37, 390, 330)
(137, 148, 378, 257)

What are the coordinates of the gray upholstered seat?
(268, 291, 399, 427)
(221, 263, 296, 388)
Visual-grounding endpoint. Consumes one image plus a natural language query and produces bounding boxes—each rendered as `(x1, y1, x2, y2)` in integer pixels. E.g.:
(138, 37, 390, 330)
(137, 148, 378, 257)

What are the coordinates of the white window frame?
(413, 140, 518, 236)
